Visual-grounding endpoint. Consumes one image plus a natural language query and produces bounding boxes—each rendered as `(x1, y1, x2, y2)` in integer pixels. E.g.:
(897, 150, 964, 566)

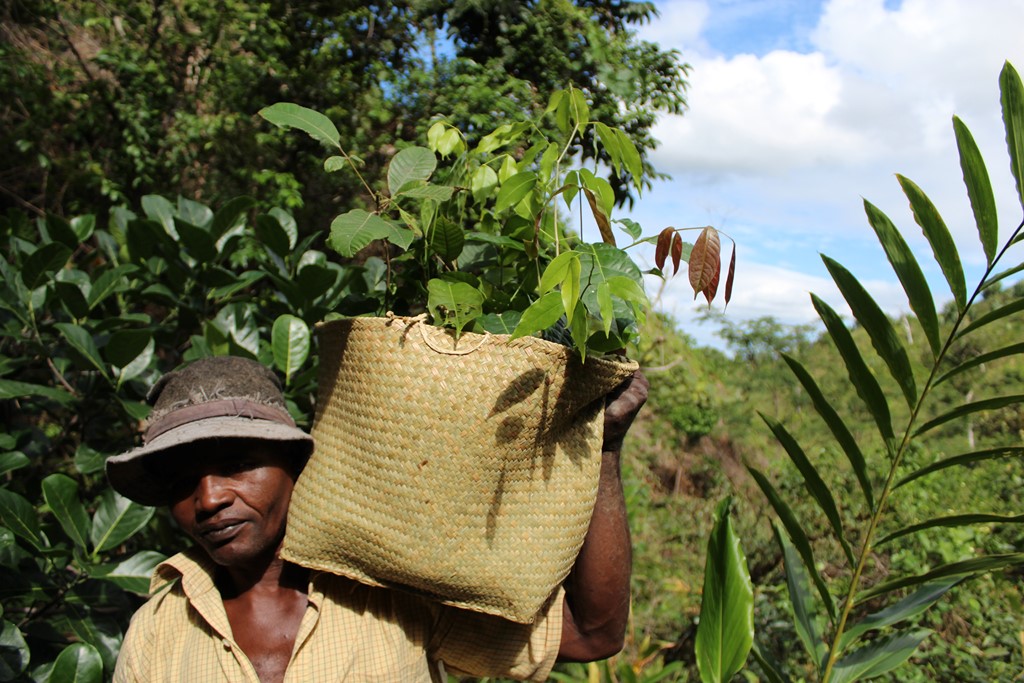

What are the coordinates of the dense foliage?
(1, 0, 689, 225)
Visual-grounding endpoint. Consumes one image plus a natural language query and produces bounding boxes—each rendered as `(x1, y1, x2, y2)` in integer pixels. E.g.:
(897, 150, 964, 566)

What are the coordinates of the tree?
(0, 0, 689, 227)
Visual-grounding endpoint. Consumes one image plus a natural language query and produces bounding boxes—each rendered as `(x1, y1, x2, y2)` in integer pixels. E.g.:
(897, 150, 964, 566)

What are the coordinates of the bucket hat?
(106, 356, 314, 506)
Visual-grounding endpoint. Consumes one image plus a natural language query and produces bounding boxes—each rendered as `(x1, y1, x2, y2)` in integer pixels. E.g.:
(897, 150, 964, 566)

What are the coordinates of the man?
(107, 355, 647, 682)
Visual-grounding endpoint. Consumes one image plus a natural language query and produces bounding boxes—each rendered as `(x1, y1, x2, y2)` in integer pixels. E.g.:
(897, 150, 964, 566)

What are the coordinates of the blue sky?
(616, 0, 1024, 349)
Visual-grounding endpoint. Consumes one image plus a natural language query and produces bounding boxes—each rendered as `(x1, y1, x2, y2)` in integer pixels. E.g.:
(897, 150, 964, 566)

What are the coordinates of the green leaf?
(560, 257, 582, 327)
(773, 522, 827, 667)
(781, 354, 873, 509)
(830, 629, 932, 683)
(324, 155, 346, 172)
(21, 242, 71, 289)
(87, 265, 138, 310)
(255, 214, 291, 258)
(0, 620, 29, 681)
(511, 291, 565, 340)
(1001, 61, 1024, 210)
(397, 184, 454, 202)
(751, 643, 792, 683)
(897, 175, 967, 312)
(823, 256, 917, 408)
(878, 513, 1024, 547)
(177, 197, 213, 229)
(494, 172, 538, 213)
(0, 452, 29, 477)
(476, 311, 522, 335)
(428, 218, 465, 263)
(615, 128, 644, 189)
(568, 88, 590, 129)
(271, 315, 310, 385)
(140, 195, 176, 236)
(840, 579, 960, 651)
(695, 498, 753, 683)
(259, 102, 340, 148)
(54, 323, 110, 381)
(856, 554, 1024, 605)
(49, 642, 103, 683)
(812, 295, 894, 443)
(936, 342, 1024, 386)
(105, 329, 153, 370)
(90, 489, 154, 553)
(175, 218, 217, 262)
(862, 200, 940, 357)
(69, 214, 96, 242)
(953, 116, 998, 264)
(54, 281, 90, 319)
(91, 550, 166, 595)
(747, 467, 835, 619)
(327, 210, 398, 258)
(896, 446, 1024, 488)
(597, 282, 614, 336)
(208, 270, 266, 301)
(471, 165, 499, 204)
(539, 251, 579, 294)
(915, 394, 1024, 436)
(388, 146, 436, 195)
(211, 196, 256, 240)
(73, 444, 106, 476)
(41, 474, 90, 550)
(268, 207, 298, 251)
(956, 296, 1024, 338)
(761, 414, 854, 566)
(0, 379, 72, 405)
(426, 279, 484, 337)
(0, 488, 45, 551)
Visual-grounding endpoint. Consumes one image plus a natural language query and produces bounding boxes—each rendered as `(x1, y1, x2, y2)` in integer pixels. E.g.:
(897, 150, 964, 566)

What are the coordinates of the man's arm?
(558, 370, 649, 661)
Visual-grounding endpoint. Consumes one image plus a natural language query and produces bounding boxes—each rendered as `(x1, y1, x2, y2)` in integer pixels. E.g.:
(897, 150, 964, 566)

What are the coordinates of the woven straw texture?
(282, 315, 638, 623)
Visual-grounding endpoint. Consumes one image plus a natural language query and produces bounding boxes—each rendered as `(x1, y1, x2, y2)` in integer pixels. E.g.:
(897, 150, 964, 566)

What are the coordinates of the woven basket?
(282, 315, 638, 623)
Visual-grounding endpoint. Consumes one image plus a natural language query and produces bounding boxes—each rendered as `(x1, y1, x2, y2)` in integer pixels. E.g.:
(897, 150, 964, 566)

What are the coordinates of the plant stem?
(821, 218, 1024, 681)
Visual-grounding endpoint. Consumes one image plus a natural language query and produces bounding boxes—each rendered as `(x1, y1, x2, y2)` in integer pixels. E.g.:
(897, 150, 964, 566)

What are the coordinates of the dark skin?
(164, 372, 648, 682)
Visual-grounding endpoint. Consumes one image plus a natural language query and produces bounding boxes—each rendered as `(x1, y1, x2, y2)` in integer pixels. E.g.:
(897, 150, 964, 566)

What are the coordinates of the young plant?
(260, 88, 736, 360)
(749, 61, 1024, 681)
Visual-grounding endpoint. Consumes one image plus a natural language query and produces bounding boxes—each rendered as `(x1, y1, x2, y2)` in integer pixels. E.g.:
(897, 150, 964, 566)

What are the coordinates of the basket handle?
(386, 312, 490, 355)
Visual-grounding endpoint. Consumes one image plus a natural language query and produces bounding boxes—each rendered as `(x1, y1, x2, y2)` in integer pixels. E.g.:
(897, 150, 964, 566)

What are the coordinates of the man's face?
(164, 440, 297, 568)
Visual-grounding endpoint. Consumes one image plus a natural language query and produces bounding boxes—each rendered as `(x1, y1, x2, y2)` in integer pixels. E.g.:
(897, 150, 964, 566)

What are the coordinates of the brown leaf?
(670, 232, 683, 275)
(703, 257, 720, 304)
(584, 188, 616, 246)
(688, 226, 721, 300)
(724, 243, 736, 309)
(655, 227, 674, 272)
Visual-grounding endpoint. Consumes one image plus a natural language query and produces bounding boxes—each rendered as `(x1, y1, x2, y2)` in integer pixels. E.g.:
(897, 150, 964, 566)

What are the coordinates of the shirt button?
(222, 639, 232, 650)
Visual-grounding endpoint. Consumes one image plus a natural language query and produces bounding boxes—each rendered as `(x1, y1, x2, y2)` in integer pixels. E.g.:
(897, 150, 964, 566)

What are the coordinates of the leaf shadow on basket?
(486, 367, 603, 544)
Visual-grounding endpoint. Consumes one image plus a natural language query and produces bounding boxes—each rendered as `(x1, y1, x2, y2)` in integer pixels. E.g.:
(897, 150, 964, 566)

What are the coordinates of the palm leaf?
(935, 342, 1024, 386)
(898, 175, 967, 313)
(862, 199, 941, 357)
(956, 296, 1024, 338)
(781, 353, 874, 509)
(1001, 61, 1024, 210)
(811, 294, 894, 444)
(761, 414, 854, 565)
(954, 115, 998, 264)
(855, 554, 1024, 605)
(896, 446, 1024, 488)
(822, 256, 917, 408)
(914, 394, 1024, 436)
(877, 513, 1024, 546)
(773, 522, 828, 668)
(838, 578, 961, 651)
(748, 467, 836, 620)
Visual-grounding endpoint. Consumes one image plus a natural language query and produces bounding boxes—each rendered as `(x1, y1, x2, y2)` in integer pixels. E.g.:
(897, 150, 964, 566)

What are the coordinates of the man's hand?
(603, 370, 649, 454)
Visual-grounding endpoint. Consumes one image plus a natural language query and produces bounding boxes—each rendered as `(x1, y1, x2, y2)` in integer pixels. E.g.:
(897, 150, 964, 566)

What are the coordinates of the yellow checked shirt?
(113, 548, 562, 682)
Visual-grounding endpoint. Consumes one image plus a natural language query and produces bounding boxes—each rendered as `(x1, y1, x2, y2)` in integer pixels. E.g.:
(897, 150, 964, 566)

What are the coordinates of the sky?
(620, 0, 1024, 350)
